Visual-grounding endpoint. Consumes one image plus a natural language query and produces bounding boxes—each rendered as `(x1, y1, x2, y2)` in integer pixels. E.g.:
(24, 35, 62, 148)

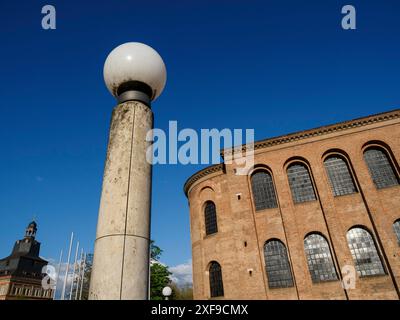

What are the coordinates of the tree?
(80, 253, 93, 300)
(150, 241, 172, 300)
(70, 253, 93, 300)
(170, 282, 193, 300)
(151, 240, 163, 261)
(78, 242, 171, 300)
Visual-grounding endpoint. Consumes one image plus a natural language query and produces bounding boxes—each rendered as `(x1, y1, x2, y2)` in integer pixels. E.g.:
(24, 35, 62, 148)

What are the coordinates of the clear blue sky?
(0, 0, 399, 270)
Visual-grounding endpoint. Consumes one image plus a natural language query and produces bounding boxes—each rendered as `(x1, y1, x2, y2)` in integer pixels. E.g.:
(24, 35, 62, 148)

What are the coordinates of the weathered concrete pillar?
(90, 101, 153, 300)
(89, 42, 166, 300)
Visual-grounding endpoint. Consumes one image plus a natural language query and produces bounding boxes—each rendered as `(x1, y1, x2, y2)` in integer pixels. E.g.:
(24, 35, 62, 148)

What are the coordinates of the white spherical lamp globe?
(162, 286, 172, 297)
(103, 42, 167, 101)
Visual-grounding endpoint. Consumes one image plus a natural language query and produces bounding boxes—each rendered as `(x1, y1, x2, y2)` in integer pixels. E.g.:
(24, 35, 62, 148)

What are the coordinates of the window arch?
(264, 240, 294, 288)
(204, 201, 218, 235)
(304, 233, 338, 283)
(251, 171, 278, 210)
(346, 227, 385, 277)
(324, 155, 357, 196)
(287, 163, 316, 203)
(209, 261, 224, 297)
(363, 147, 399, 189)
(393, 220, 400, 245)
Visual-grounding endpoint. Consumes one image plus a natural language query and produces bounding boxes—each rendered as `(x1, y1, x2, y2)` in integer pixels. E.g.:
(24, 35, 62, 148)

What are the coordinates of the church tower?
(0, 221, 53, 300)
(25, 221, 37, 239)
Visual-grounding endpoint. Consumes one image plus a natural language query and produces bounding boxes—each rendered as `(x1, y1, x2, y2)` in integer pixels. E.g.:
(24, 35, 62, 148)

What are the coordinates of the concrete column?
(89, 101, 153, 300)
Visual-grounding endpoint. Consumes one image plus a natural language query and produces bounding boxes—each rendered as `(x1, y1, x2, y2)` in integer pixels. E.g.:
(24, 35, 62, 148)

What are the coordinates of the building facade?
(184, 109, 400, 300)
(0, 221, 53, 300)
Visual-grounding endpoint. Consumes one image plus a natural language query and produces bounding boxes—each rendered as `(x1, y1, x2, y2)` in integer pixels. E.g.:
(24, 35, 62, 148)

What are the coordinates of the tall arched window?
(364, 147, 399, 189)
(324, 155, 357, 196)
(264, 240, 294, 288)
(346, 227, 385, 277)
(304, 233, 338, 283)
(287, 163, 316, 203)
(209, 261, 224, 297)
(393, 220, 400, 245)
(251, 171, 278, 211)
(204, 201, 218, 235)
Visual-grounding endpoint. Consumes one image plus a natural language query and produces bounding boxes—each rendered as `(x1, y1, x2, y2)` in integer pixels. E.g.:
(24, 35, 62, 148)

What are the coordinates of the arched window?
(251, 171, 278, 210)
(364, 147, 399, 189)
(324, 155, 357, 196)
(264, 240, 294, 288)
(287, 163, 316, 203)
(304, 233, 338, 283)
(209, 261, 224, 297)
(393, 220, 400, 245)
(204, 201, 218, 235)
(346, 227, 385, 277)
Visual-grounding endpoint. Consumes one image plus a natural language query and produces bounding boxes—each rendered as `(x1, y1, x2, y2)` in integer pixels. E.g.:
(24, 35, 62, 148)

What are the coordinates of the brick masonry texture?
(185, 109, 400, 300)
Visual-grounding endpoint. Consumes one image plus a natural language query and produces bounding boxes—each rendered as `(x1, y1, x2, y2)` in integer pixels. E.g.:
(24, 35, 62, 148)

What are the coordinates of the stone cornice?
(223, 109, 400, 157)
(183, 164, 224, 196)
(184, 108, 400, 197)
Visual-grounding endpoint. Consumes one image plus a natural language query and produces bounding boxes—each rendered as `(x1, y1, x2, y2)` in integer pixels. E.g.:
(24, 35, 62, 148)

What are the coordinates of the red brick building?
(184, 109, 400, 300)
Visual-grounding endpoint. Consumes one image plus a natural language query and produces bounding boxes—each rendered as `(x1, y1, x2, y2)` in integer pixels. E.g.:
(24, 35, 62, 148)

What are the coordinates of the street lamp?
(162, 286, 172, 300)
(89, 42, 166, 300)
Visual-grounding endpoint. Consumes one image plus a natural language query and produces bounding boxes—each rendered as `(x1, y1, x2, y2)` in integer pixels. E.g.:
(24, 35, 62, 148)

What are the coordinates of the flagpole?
(148, 245, 151, 300)
(53, 249, 63, 300)
(79, 253, 86, 300)
(74, 249, 84, 300)
(69, 241, 79, 300)
(61, 232, 73, 300)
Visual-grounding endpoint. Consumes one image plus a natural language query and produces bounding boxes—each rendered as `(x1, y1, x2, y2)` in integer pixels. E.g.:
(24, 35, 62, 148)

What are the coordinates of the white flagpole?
(61, 232, 73, 300)
(53, 249, 63, 300)
(148, 245, 151, 300)
(79, 253, 86, 300)
(69, 241, 79, 300)
(74, 248, 84, 300)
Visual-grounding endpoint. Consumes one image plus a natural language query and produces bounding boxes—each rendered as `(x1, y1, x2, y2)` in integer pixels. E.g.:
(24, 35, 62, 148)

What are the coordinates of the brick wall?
(186, 111, 400, 300)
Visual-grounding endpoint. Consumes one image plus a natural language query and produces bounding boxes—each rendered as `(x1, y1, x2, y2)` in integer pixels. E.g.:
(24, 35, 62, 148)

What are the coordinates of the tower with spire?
(0, 221, 53, 300)
(25, 221, 37, 238)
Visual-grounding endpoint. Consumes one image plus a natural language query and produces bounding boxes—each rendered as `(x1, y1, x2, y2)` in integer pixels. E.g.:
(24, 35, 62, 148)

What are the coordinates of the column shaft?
(89, 101, 153, 300)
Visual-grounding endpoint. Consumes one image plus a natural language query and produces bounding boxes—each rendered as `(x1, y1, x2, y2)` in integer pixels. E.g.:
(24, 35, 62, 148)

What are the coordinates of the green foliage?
(71, 253, 93, 300)
(83, 241, 173, 300)
(170, 283, 193, 300)
(150, 240, 162, 261)
(80, 254, 93, 300)
(150, 262, 172, 300)
(150, 240, 172, 300)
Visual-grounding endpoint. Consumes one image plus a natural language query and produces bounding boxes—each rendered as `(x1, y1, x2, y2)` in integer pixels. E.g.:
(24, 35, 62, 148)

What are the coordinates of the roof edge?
(183, 164, 224, 197)
(183, 108, 400, 197)
(223, 108, 400, 157)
